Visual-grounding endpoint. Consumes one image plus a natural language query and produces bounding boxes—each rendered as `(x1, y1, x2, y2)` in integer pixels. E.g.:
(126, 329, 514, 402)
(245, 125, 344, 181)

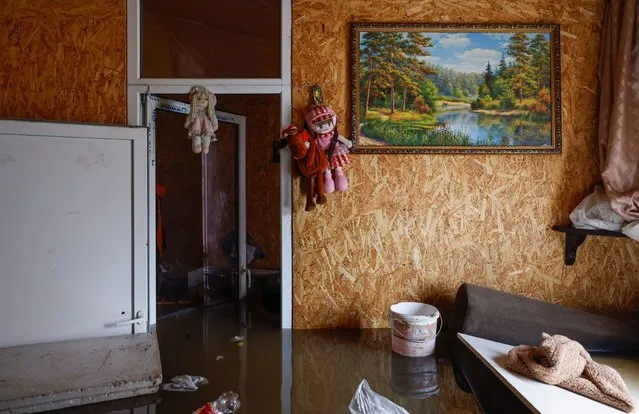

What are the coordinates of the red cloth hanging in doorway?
(156, 184, 166, 258)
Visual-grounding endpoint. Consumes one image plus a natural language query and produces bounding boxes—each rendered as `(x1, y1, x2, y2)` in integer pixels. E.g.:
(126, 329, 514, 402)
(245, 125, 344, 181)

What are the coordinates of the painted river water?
(435, 108, 552, 146)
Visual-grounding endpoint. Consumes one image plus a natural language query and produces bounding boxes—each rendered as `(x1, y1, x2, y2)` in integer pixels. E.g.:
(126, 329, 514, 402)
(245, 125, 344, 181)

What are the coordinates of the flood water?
(435, 109, 551, 146)
(56, 304, 480, 414)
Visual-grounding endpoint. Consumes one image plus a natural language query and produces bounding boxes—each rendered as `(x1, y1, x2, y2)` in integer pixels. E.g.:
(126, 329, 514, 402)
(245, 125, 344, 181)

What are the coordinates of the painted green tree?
(430, 66, 482, 99)
(529, 33, 551, 91)
(378, 33, 404, 113)
(497, 54, 508, 79)
(492, 77, 508, 99)
(398, 33, 436, 111)
(506, 33, 536, 103)
(471, 32, 552, 117)
(419, 79, 439, 110)
(359, 32, 436, 114)
(483, 61, 495, 97)
(359, 32, 387, 115)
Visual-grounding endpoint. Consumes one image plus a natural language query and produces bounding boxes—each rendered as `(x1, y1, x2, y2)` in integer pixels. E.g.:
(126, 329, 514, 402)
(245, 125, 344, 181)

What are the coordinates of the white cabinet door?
(0, 119, 148, 348)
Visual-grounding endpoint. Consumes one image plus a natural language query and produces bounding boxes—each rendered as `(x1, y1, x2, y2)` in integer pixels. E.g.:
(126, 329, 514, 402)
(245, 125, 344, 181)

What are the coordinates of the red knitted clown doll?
(305, 104, 353, 192)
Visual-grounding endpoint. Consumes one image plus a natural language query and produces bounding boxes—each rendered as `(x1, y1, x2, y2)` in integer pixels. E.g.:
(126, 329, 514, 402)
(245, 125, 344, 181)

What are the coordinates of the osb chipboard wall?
(292, 0, 639, 328)
(0, 0, 126, 124)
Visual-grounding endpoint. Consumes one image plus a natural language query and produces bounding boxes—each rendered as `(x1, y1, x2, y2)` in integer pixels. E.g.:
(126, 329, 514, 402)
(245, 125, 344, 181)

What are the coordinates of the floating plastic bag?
(348, 380, 409, 414)
(569, 185, 625, 231)
(162, 375, 208, 392)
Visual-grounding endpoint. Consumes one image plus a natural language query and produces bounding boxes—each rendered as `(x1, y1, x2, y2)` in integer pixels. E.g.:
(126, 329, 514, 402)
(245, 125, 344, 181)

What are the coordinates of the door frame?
(144, 96, 249, 314)
(126, 0, 293, 330)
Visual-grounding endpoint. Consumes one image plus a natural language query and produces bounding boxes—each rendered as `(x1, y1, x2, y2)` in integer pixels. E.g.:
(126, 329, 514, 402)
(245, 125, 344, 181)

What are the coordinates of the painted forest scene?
(354, 27, 558, 150)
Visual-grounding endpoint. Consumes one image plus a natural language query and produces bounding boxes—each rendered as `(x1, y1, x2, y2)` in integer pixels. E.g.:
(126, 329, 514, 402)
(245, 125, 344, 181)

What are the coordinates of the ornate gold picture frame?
(350, 23, 562, 154)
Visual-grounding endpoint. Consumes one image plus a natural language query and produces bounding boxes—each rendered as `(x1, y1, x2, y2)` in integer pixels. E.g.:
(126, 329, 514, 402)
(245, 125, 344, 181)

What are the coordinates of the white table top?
(457, 333, 639, 414)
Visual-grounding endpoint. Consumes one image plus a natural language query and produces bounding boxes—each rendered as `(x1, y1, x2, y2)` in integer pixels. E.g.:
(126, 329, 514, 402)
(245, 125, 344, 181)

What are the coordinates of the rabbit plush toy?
(185, 86, 219, 154)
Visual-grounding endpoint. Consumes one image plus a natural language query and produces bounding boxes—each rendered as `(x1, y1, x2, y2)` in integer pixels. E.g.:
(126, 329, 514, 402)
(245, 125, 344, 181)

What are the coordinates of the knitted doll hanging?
(305, 103, 353, 193)
(184, 86, 219, 154)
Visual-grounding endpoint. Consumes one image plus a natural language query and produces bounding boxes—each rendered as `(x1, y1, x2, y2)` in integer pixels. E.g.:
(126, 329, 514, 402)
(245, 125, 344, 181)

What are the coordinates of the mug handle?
(434, 314, 443, 337)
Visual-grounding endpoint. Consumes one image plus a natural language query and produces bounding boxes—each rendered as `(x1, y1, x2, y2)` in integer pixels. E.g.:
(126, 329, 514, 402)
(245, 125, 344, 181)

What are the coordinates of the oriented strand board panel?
(292, 0, 639, 328)
(0, 0, 126, 124)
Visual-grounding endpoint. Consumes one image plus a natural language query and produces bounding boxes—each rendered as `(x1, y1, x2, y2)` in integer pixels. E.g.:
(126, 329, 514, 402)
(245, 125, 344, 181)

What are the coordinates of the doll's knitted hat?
(306, 104, 336, 127)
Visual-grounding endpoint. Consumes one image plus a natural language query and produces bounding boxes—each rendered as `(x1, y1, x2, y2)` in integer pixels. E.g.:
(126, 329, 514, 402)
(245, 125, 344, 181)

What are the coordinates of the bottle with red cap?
(192, 391, 241, 414)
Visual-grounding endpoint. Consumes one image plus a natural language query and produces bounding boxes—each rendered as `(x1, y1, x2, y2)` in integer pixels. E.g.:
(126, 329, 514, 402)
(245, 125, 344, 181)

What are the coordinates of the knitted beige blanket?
(506, 333, 635, 413)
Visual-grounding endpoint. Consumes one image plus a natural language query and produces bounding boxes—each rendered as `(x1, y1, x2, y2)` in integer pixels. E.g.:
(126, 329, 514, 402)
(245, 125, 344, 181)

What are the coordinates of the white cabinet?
(0, 119, 148, 348)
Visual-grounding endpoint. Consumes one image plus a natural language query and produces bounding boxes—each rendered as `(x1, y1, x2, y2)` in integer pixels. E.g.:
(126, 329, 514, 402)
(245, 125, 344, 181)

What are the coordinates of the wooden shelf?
(552, 225, 628, 265)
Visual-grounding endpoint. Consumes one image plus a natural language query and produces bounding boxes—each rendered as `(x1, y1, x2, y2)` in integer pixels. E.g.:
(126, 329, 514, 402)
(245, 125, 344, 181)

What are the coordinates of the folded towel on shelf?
(506, 333, 635, 413)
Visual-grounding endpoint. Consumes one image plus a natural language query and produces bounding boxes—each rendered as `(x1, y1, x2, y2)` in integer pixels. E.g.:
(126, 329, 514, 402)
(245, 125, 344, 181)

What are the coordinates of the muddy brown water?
(52, 304, 480, 414)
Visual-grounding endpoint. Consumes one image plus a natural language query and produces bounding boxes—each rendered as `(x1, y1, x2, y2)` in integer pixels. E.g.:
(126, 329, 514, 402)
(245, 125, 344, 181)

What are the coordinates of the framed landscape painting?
(350, 23, 562, 154)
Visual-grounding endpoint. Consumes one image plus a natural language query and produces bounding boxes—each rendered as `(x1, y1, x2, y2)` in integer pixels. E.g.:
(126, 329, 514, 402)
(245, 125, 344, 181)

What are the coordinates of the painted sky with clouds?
(416, 32, 548, 74)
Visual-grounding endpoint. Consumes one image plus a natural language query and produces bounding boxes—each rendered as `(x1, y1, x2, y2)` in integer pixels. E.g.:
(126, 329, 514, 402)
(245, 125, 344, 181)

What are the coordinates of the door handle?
(240, 265, 252, 289)
(114, 311, 146, 327)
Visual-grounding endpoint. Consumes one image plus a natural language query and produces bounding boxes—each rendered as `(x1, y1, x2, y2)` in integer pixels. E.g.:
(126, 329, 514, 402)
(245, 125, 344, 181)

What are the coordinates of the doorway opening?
(127, 0, 293, 330)
(146, 94, 282, 326)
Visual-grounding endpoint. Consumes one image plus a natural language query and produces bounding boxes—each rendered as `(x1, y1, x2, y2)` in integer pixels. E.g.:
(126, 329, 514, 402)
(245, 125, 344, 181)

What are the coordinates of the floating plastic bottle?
(192, 391, 241, 414)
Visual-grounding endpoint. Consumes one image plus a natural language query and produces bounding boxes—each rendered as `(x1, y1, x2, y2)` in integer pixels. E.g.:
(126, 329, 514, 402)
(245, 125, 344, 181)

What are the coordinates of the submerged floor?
(52, 304, 480, 413)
